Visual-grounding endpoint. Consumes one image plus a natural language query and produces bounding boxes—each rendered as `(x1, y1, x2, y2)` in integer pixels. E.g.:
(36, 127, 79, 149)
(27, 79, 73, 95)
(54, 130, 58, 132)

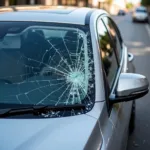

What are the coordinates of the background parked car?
(132, 6, 149, 23)
(118, 10, 126, 16)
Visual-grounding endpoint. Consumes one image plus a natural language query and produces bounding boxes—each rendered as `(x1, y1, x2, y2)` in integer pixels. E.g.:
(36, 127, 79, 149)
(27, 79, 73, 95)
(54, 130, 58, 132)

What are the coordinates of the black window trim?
(102, 16, 123, 62)
(101, 15, 125, 99)
(97, 16, 119, 88)
(96, 14, 125, 112)
(107, 16, 123, 47)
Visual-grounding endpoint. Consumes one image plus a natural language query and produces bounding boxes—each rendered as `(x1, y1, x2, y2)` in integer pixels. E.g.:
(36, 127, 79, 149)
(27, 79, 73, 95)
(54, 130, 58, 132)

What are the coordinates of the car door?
(97, 15, 133, 150)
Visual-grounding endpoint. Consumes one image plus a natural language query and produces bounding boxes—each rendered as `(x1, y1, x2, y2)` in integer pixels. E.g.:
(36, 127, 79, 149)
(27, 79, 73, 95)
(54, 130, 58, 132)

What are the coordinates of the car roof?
(0, 7, 107, 25)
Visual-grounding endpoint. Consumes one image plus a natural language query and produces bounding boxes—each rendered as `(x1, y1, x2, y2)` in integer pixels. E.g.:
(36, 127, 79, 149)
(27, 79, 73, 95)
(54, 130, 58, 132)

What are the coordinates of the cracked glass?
(0, 22, 95, 116)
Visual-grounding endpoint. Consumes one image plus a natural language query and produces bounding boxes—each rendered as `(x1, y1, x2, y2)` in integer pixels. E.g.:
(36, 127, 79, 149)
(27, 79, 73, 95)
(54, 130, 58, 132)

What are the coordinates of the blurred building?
(0, 0, 110, 8)
(110, 0, 127, 15)
(0, 0, 126, 14)
(0, 0, 42, 6)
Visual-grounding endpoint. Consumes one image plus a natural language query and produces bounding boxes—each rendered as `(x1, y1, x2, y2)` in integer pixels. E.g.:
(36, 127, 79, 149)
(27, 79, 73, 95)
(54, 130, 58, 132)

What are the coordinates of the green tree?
(108, 0, 113, 5)
(126, 3, 133, 9)
(141, 0, 150, 6)
(85, 0, 88, 7)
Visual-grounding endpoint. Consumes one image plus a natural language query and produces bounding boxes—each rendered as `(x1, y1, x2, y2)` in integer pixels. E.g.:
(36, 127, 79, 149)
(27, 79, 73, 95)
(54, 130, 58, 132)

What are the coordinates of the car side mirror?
(110, 73, 149, 103)
(128, 53, 134, 62)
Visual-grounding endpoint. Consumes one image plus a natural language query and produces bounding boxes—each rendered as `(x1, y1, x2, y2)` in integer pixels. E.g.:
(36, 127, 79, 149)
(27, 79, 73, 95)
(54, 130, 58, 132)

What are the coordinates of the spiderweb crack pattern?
(0, 27, 95, 117)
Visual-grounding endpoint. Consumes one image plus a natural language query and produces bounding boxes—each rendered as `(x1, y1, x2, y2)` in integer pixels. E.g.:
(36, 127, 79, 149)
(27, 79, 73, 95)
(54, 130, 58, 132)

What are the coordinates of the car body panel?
(133, 12, 148, 21)
(0, 114, 102, 150)
(88, 10, 108, 103)
(89, 11, 134, 150)
(0, 8, 107, 25)
(0, 8, 136, 150)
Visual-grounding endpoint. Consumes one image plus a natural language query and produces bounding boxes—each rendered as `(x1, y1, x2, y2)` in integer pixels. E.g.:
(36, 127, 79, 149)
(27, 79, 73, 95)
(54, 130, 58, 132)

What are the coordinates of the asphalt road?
(113, 14, 150, 150)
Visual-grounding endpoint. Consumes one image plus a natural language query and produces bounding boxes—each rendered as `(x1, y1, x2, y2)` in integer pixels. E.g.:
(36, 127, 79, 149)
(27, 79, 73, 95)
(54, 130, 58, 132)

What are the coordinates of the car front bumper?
(133, 16, 148, 22)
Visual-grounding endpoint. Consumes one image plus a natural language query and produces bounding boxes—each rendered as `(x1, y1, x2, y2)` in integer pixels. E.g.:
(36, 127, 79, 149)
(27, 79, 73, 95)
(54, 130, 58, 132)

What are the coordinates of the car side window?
(102, 17, 123, 61)
(97, 18, 119, 89)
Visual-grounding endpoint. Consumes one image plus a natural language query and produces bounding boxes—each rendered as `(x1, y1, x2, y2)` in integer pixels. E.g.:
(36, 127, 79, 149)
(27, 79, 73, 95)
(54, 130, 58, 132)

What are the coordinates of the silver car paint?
(0, 114, 102, 150)
(0, 9, 134, 150)
(117, 73, 149, 96)
(0, 8, 106, 25)
(86, 10, 134, 150)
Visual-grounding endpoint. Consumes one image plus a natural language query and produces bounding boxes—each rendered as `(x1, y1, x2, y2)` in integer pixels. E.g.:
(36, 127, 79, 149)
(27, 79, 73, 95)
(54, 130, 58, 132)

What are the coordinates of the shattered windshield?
(0, 22, 95, 111)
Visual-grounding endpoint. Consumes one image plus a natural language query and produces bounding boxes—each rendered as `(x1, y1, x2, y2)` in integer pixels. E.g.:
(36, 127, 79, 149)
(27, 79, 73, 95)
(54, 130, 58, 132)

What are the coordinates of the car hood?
(0, 114, 101, 150)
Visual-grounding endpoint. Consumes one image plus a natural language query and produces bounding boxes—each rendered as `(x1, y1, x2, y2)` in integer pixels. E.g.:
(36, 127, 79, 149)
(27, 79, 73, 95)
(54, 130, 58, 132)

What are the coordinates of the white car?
(0, 7, 149, 150)
(132, 6, 149, 22)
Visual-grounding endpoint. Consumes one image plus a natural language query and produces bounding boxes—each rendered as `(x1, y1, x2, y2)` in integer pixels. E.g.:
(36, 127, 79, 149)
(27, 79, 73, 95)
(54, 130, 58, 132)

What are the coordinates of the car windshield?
(136, 8, 147, 13)
(0, 21, 95, 109)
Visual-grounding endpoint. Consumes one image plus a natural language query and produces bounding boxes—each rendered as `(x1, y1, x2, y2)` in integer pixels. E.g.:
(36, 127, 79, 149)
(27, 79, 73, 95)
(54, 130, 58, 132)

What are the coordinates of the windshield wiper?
(0, 104, 86, 118)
